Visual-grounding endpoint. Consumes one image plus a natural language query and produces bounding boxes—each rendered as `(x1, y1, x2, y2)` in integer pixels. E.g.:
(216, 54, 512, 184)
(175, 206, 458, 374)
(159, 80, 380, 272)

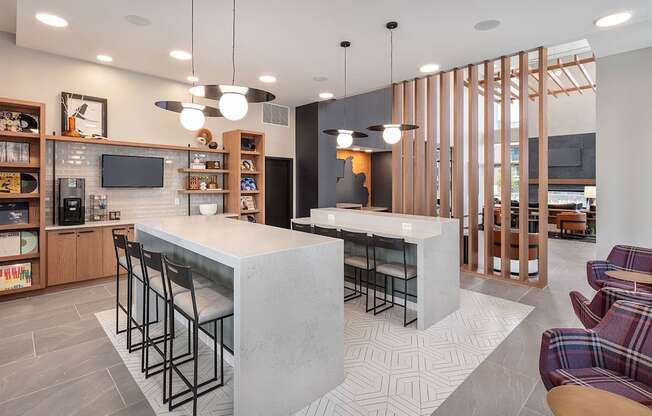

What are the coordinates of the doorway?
(265, 157, 293, 228)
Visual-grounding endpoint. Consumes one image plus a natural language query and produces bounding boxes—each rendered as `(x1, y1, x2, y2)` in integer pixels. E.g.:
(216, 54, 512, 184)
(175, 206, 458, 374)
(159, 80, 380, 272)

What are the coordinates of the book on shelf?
(0, 231, 38, 256)
(0, 262, 31, 291)
(0, 172, 20, 193)
(0, 202, 29, 224)
(240, 195, 255, 211)
(4, 142, 29, 163)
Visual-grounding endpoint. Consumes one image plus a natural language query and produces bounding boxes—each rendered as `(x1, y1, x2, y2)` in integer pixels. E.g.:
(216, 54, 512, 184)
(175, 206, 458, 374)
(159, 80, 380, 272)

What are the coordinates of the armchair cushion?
(587, 245, 652, 291)
(570, 287, 652, 329)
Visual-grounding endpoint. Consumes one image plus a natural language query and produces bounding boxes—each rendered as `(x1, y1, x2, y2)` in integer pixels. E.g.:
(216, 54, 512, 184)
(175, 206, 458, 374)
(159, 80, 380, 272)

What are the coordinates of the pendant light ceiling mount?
(188, 0, 275, 121)
(323, 40, 368, 149)
(368, 20, 419, 144)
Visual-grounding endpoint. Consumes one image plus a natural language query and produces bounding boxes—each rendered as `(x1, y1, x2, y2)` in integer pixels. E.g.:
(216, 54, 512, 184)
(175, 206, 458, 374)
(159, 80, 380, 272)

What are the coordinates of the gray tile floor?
(0, 237, 596, 416)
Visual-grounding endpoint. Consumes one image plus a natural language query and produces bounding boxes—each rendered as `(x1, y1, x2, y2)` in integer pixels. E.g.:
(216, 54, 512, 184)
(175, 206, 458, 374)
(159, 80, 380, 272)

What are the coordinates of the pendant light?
(322, 41, 368, 149)
(189, 0, 275, 121)
(155, 0, 220, 130)
(367, 21, 419, 144)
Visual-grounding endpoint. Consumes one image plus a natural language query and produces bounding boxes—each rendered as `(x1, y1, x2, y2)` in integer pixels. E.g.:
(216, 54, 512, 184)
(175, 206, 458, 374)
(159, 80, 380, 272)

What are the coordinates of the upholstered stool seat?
(344, 255, 375, 270)
(173, 287, 234, 324)
(376, 262, 417, 279)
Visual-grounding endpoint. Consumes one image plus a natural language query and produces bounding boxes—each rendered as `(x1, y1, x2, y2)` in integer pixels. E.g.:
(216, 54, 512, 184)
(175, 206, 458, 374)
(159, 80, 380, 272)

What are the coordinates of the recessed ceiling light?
(259, 75, 276, 83)
(474, 19, 501, 31)
(319, 92, 334, 99)
(35, 12, 68, 28)
(125, 15, 151, 26)
(96, 54, 113, 63)
(595, 12, 632, 28)
(313, 76, 328, 82)
(419, 63, 440, 74)
(170, 50, 192, 60)
(187, 75, 199, 83)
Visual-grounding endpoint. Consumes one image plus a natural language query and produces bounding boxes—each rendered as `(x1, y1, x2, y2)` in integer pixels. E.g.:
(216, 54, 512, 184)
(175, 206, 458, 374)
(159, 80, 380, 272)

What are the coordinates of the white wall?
(0, 32, 295, 158)
(596, 47, 652, 258)
(528, 91, 596, 137)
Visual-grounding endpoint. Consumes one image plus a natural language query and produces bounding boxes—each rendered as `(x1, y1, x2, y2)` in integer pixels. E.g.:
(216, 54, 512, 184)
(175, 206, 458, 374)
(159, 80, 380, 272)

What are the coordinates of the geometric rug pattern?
(96, 289, 532, 416)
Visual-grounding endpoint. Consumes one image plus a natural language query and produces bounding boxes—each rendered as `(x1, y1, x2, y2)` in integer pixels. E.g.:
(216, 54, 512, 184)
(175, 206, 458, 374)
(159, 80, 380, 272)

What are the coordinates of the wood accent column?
(467, 64, 479, 270)
(518, 52, 530, 280)
(453, 69, 464, 263)
(439, 72, 451, 218)
(483, 61, 495, 275)
(426, 75, 439, 216)
(392, 83, 404, 213)
(500, 56, 511, 277)
(402, 80, 415, 214)
(537, 47, 549, 286)
(414, 78, 428, 215)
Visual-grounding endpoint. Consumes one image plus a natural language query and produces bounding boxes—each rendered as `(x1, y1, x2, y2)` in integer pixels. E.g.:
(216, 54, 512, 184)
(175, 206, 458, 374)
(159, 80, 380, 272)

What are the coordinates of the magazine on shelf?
(0, 262, 32, 291)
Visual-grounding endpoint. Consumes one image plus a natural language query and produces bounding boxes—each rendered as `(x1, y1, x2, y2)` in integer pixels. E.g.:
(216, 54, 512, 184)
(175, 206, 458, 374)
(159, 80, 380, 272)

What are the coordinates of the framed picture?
(61, 92, 108, 137)
(241, 159, 255, 171)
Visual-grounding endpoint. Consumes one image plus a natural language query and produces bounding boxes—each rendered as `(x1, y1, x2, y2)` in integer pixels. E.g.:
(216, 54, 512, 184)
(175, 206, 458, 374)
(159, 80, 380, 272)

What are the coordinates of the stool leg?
(141, 284, 148, 372)
(162, 299, 168, 403)
(220, 319, 224, 385)
(115, 265, 120, 334)
(168, 306, 174, 412)
(192, 321, 199, 416)
(126, 273, 132, 350)
(213, 320, 218, 381)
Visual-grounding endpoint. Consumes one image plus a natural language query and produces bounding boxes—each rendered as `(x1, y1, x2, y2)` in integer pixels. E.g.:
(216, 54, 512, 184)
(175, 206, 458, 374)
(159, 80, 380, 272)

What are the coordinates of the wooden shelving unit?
(178, 168, 229, 174)
(223, 129, 266, 223)
(0, 97, 46, 296)
(177, 189, 230, 194)
(47, 134, 229, 154)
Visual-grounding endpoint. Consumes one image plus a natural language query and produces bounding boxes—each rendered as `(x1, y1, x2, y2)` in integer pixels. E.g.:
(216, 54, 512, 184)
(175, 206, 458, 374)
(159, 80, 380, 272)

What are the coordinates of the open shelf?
(47, 135, 229, 154)
(0, 223, 40, 232)
(0, 162, 40, 169)
(240, 190, 260, 194)
(177, 189, 229, 194)
(0, 193, 40, 199)
(0, 283, 43, 296)
(241, 171, 260, 175)
(178, 168, 229, 174)
(0, 130, 40, 140)
(240, 209, 260, 214)
(0, 252, 40, 263)
(241, 150, 261, 156)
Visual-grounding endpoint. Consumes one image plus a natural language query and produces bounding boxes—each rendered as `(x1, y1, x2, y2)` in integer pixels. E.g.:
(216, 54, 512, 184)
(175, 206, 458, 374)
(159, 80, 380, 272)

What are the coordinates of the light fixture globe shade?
(219, 92, 248, 121)
(383, 126, 402, 144)
(337, 132, 353, 148)
(179, 107, 206, 131)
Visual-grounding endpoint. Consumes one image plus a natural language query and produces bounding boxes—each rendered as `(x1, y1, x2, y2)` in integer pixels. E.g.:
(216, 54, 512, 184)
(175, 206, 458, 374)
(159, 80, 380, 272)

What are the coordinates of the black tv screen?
(101, 154, 164, 188)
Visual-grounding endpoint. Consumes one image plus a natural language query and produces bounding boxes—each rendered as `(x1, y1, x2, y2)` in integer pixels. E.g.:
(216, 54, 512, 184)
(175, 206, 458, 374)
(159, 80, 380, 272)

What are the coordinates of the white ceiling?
(4, 0, 652, 106)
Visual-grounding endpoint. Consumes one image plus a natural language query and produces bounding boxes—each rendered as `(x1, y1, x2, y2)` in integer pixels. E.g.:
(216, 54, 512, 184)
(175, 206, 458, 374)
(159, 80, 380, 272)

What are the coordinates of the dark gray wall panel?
(295, 103, 319, 217)
(371, 151, 392, 210)
(336, 157, 369, 205)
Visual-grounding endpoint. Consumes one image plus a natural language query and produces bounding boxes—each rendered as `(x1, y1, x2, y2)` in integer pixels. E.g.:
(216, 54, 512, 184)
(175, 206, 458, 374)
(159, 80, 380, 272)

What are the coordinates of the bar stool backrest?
(126, 240, 151, 281)
(341, 229, 371, 264)
(112, 232, 130, 271)
(163, 256, 198, 320)
(143, 249, 167, 299)
(291, 222, 313, 233)
(314, 225, 339, 239)
(372, 234, 408, 276)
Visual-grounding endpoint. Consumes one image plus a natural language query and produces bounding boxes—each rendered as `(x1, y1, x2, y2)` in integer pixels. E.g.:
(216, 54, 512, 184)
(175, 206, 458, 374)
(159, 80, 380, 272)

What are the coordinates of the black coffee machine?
(58, 178, 85, 226)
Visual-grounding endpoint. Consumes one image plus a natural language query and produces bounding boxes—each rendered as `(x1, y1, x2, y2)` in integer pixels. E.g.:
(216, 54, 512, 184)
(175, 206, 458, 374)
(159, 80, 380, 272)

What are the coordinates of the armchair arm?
(569, 291, 603, 329)
(587, 260, 615, 290)
(539, 328, 599, 390)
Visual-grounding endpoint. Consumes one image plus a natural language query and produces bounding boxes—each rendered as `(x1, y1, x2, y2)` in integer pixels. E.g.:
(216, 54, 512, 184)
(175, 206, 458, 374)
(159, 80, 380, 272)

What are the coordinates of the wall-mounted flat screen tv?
(101, 154, 164, 188)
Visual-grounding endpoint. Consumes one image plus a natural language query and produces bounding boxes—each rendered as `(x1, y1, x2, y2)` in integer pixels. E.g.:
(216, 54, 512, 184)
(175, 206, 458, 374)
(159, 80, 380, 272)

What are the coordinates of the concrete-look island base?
(135, 216, 344, 416)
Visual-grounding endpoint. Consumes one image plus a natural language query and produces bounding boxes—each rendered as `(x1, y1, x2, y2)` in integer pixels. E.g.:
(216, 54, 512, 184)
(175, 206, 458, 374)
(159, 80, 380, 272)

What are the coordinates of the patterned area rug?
(96, 289, 532, 416)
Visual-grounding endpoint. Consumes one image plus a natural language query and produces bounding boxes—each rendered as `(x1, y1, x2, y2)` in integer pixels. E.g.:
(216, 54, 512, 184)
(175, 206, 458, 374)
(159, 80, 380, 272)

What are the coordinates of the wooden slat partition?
(392, 83, 404, 213)
(402, 80, 415, 214)
(467, 64, 479, 270)
(518, 52, 530, 281)
(439, 72, 451, 218)
(452, 69, 464, 263)
(537, 47, 549, 286)
(426, 75, 439, 216)
(483, 60, 495, 275)
(500, 56, 511, 278)
(414, 78, 428, 215)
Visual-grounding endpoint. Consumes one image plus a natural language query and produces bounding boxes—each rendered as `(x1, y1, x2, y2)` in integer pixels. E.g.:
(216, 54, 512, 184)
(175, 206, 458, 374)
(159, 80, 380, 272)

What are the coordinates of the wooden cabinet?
(47, 230, 77, 286)
(102, 226, 133, 277)
(76, 229, 104, 280)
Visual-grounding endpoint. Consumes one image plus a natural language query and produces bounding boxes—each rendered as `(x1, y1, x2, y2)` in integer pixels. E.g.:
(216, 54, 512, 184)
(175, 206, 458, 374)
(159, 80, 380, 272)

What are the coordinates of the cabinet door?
(47, 231, 77, 286)
(102, 227, 130, 277)
(76, 229, 104, 281)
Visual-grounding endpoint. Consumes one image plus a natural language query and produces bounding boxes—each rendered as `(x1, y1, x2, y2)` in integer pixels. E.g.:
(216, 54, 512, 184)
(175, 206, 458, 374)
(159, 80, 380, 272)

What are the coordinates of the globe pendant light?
(154, 0, 220, 130)
(322, 41, 368, 149)
(367, 21, 419, 144)
(189, 0, 275, 121)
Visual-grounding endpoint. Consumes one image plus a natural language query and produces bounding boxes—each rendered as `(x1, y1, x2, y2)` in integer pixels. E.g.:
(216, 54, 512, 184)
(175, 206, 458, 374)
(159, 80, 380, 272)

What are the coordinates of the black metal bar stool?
(291, 221, 313, 233)
(163, 256, 233, 416)
(313, 224, 339, 239)
(372, 234, 418, 327)
(341, 229, 375, 306)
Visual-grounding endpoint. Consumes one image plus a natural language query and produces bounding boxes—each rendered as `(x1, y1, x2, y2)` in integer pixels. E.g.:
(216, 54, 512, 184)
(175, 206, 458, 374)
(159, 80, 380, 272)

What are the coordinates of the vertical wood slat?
(518, 52, 530, 281)
(467, 64, 479, 270)
(414, 78, 427, 215)
(426, 75, 439, 216)
(439, 72, 451, 218)
(500, 56, 512, 277)
(483, 61, 495, 275)
(402, 80, 415, 214)
(391, 83, 404, 213)
(453, 68, 465, 264)
(537, 47, 549, 286)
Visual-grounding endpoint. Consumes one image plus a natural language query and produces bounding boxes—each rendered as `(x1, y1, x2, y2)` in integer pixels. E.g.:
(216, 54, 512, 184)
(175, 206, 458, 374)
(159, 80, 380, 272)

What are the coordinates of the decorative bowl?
(199, 203, 218, 216)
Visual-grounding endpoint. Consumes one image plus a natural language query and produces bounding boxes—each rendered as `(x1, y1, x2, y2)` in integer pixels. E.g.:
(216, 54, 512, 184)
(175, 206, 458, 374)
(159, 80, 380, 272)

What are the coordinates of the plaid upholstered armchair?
(570, 286, 652, 328)
(587, 245, 652, 291)
(540, 301, 652, 407)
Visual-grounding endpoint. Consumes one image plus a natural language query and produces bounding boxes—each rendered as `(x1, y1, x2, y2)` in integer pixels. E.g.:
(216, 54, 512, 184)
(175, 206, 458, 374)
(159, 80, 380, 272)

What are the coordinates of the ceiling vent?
(262, 103, 289, 127)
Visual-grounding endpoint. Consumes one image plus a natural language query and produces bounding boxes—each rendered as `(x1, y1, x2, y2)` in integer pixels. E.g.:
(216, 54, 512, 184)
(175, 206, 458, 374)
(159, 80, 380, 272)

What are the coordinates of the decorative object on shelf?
(240, 195, 255, 211)
(241, 159, 255, 172)
(206, 160, 221, 169)
(188, 176, 200, 190)
(154, 0, 220, 130)
(244, 214, 256, 223)
(199, 177, 208, 191)
(0, 172, 21, 193)
(190, 154, 206, 169)
(584, 186, 596, 210)
(207, 178, 219, 189)
(240, 177, 257, 191)
(20, 173, 38, 193)
(241, 137, 256, 151)
(367, 21, 419, 144)
(0, 262, 31, 291)
(199, 203, 218, 216)
(109, 210, 121, 220)
(0, 111, 38, 133)
(89, 194, 108, 221)
(60, 92, 108, 137)
(188, 0, 275, 121)
(3, 142, 30, 163)
(20, 231, 38, 255)
(208, 142, 219, 150)
(0, 202, 29, 225)
(195, 128, 213, 146)
(322, 41, 368, 148)
(0, 232, 21, 256)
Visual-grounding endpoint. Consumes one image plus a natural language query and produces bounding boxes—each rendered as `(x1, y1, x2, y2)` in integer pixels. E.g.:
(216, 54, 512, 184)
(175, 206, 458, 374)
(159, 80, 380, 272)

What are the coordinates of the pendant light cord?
(191, 0, 195, 103)
(231, 0, 236, 85)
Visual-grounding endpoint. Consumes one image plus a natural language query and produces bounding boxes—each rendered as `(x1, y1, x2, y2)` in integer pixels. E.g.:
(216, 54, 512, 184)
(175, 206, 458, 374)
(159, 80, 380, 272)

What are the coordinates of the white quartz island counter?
(294, 208, 460, 330)
(135, 216, 344, 416)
